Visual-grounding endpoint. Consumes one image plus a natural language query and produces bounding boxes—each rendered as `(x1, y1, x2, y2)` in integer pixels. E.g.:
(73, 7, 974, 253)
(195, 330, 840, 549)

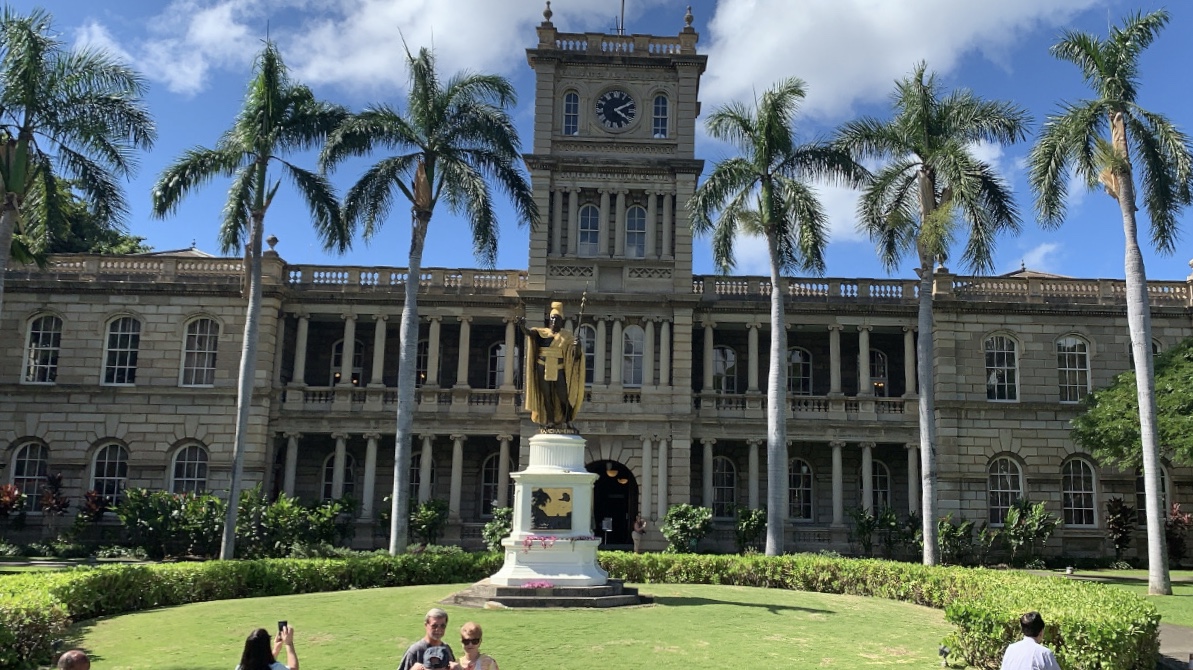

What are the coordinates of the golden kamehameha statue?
(518, 301, 585, 431)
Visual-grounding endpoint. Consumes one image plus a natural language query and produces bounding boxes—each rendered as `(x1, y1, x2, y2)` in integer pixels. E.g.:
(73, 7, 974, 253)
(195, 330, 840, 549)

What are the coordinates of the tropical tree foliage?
(835, 62, 1029, 565)
(689, 78, 866, 555)
(321, 46, 536, 554)
(1028, 8, 1193, 594)
(0, 6, 154, 317)
(21, 183, 150, 256)
(152, 41, 349, 559)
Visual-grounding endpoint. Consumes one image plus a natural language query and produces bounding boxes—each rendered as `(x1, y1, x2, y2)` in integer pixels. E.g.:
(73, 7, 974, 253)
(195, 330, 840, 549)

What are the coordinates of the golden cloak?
(523, 326, 585, 426)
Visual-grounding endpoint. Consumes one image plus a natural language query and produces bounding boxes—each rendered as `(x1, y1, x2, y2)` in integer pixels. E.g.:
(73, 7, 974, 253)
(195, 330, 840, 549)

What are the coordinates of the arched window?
(984, 335, 1018, 401)
(623, 325, 645, 387)
(11, 443, 48, 511)
(860, 460, 891, 510)
(322, 452, 357, 500)
(988, 456, 1023, 525)
(652, 94, 669, 138)
(331, 338, 364, 386)
(1061, 458, 1096, 526)
(1136, 467, 1170, 526)
(171, 444, 209, 494)
(787, 347, 812, 395)
(577, 324, 596, 386)
(625, 205, 646, 258)
(578, 204, 601, 256)
(488, 342, 521, 389)
(103, 316, 141, 385)
(92, 443, 129, 503)
(1128, 340, 1162, 370)
(480, 453, 515, 518)
(869, 350, 889, 397)
(181, 318, 220, 386)
(410, 453, 437, 501)
(24, 315, 62, 384)
(712, 455, 736, 519)
(562, 91, 579, 136)
(713, 345, 737, 394)
(788, 458, 813, 521)
(1057, 336, 1090, 403)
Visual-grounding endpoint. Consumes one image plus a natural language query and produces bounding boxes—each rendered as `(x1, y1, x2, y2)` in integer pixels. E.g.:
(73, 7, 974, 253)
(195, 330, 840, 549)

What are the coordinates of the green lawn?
(69, 583, 953, 670)
(1074, 569, 1193, 627)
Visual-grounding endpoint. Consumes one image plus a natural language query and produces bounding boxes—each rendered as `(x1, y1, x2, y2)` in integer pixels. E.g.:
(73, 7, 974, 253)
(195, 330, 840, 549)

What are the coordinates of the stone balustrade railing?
(546, 32, 693, 56)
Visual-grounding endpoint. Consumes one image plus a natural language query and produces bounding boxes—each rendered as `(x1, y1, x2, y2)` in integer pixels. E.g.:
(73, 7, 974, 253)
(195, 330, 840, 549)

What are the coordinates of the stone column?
(828, 325, 843, 395)
(567, 189, 580, 256)
(747, 323, 760, 392)
(598, 190, 611, 256)
(449, 434, 465, 521)
(903, 327, 917, 395)
(858, 326, 872, 396)
(497, 434, 512, 507)
(662, 193, 673, 259)
(610, 317, 624, 386)
(643, 319, 656, 387)
(594, 318, 607, 385)
(370, 315, 388, 387)
(426, 317, 442, 387)
(702, 322, 715, 392)
(455, 316, 472, 387)
(861, 441, 874, 513)
(362, 433, 380, 519)
(747, 438, 761, 509)
(338, 314, 357, 386)
(645, 192, 657, 258)
(702, 438, 715, 509)
(503, 318, 517, 388)
(831, 440, 845, 526)
(906, 443, 921, 515)
(331, 433, 348, 499)
(418, 434, 434, 503)
(291, 313, 309, 385)
(551, 188, 564, 255)
(641, 435, 653, 521)
(614, 190, 627, 257)
(283, 432, 300, 497)
(656, 437, 668, 519)
(659, 320, 671, 386)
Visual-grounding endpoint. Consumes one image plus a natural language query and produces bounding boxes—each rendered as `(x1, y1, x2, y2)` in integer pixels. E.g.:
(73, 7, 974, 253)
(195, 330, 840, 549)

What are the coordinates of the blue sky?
(29, 0, 1193, 282)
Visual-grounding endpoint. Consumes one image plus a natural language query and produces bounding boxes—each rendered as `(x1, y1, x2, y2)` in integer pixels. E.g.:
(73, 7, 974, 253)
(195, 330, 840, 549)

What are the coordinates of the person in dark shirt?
(398, 608, 459, 670)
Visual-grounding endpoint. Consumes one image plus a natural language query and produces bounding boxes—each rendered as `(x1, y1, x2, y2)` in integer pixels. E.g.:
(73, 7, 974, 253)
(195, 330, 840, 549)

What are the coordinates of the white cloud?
(702, 0, 1104, 118)
(1019, 241, 1062, 272)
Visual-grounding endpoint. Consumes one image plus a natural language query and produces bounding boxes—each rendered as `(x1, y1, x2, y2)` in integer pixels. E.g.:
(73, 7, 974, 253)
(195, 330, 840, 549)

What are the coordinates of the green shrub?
(235, 487, 354, 559)
(1002, 499, 1057, 565)
(733, 507, 766, 553)
(1105, 497, 1135, 561)
(660, 504, 712, 553)
(848, 507, 879, 556)
(482, 507, 513, 552)
(1166, 503, 1193, 566)
(409, 499, 450, 546)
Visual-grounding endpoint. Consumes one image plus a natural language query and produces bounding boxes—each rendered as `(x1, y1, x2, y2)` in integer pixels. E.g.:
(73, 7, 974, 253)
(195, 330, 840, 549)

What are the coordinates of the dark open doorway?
(587, 460, 637, 547)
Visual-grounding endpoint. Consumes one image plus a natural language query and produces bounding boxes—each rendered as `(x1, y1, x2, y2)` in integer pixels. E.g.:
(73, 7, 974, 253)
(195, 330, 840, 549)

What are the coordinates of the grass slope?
(70, 583, 951, 670)
(1077, 569, 1193, 627)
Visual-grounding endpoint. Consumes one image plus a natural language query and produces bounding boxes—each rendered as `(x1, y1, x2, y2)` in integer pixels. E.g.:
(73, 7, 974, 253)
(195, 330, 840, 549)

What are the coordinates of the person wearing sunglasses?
(398, 608, 459, 670)
(458, 622, 499, 670)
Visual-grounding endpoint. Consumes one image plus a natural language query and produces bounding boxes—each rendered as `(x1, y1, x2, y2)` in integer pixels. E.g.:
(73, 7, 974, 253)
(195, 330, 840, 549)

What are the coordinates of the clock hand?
(615, 102, 633, 119)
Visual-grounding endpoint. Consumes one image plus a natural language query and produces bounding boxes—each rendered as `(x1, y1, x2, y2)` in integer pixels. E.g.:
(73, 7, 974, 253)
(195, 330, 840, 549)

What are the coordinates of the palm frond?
(218, 165, 256, 254)
(689, 157, 757, 236)
(279, 159, 346, 252)
(1027, 100, 1105, 227)
(152, 145, 246, 218)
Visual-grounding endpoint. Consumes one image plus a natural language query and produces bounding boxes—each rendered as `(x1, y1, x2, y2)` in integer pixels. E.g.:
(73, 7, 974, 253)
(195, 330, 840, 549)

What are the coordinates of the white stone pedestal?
(489, 433, 608, 586)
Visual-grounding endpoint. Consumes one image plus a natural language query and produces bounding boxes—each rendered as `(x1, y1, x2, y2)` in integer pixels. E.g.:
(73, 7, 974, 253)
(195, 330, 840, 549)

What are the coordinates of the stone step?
(483, 594, 647, 608)
(444, 579, 651, 609)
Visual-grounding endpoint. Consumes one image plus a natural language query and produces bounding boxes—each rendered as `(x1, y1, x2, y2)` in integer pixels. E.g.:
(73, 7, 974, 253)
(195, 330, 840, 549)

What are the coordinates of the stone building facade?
(2, 12, 1192, 555)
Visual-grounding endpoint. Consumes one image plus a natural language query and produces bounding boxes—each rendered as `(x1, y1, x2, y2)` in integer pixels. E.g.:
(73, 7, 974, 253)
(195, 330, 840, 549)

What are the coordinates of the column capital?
(746, 321, 761, 330)
(457, 315, 473, 324)
(364, 432, 382, 441)
(288, 309, 310, 319)
(449, 433, 467, 443)
(905, 442, 919, 450)
(829, 440, 846, 449)
(701, 319, 716, 329)
(341, 312, 357, 321)
(418, 433, 436, 442)
(331, 432, 349, 441)
(700, 438, 717, 446)
(857, 325, 872, 333)
(902, 325, 916, 334)
(424, 315, 442, 324)
(283, 432, 302, 440)
(858, 441, 876, 449)
(745, 438, 763, 446)
(504, 315, 519, 324)
(496, 434, 514, 443)
(373, 314, 389, 322)
(827, 324, 844, 332)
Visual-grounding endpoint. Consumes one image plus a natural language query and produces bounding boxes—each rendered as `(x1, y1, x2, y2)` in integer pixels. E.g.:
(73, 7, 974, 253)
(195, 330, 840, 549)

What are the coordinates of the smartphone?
(278, 620, 288, 633)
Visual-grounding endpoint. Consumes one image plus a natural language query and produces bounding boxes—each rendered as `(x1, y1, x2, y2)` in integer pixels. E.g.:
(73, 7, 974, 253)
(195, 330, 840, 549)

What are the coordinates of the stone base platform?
(444, 578, 651, 609)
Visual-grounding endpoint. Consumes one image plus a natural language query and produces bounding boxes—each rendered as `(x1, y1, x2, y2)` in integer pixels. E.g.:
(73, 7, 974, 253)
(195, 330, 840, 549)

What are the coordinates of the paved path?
(1160, 623, 1193, 669)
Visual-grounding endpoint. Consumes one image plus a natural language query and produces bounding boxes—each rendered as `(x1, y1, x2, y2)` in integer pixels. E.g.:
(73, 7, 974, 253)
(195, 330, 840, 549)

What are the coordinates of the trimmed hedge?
(0, 552, 1158, 670)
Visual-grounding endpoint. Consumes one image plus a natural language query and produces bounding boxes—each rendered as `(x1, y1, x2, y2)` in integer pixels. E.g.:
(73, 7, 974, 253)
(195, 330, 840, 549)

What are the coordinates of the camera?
(278, 621, 288, 633)
(424, 646, 448, 670)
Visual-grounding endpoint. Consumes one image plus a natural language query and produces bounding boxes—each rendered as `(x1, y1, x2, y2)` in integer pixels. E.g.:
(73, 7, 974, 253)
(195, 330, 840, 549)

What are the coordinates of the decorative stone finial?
(684, 5, 693, 28)
(266, 234, 278, 252)
(543, 1, 553, 23)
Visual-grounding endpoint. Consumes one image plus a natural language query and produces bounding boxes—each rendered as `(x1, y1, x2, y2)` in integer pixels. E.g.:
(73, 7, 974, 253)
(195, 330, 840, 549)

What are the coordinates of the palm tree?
(152, 42, 349, 560)
(0, 6, 154, 320)
(320, 47, 536, 555)
(689, 78, 866, 556)
(836, 62, 1029, 565)
(1027, 9, 1192, 595)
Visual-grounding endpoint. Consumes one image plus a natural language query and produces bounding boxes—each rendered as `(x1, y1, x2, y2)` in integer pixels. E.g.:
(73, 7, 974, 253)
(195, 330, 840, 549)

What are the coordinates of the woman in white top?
(458, 622, 499, 670)
(236, 625, 299, 670)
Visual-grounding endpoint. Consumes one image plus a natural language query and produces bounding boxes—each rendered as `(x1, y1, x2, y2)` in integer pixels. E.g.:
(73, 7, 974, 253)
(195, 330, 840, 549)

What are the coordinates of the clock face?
(595, 89, 637, 130)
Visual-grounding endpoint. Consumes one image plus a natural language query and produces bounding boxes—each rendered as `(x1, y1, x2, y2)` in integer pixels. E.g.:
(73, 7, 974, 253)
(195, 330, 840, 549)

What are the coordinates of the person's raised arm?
(280, 625, 299, 670)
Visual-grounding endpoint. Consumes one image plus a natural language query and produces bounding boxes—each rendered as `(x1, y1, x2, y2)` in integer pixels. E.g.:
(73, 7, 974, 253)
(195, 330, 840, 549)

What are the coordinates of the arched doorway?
(587, 460, 638, 547)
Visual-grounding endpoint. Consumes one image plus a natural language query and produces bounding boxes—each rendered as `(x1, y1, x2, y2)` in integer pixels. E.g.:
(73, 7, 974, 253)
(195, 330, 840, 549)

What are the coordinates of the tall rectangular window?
(578, 204, 600, 256)
(24, 315, 62, 384)
(1057, 336, 1090, 403)
(103, 317, 141, 385)
(563, 92, 579, 136)
(625, 206, 646, 258)
(984, 335, 1018, 401)
(181, 318, 219, 386)
(652, 95, 668, 138)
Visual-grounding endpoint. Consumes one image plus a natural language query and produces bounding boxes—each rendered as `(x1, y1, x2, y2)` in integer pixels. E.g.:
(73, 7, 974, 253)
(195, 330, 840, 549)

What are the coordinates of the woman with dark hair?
(236, 625, 299, 670)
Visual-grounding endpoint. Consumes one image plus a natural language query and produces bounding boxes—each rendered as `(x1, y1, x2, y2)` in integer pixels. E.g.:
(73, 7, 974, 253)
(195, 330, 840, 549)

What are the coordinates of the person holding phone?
(398, 608, 459, 670)
(458, 622, 499, 670)
(236, 624, 299, 670)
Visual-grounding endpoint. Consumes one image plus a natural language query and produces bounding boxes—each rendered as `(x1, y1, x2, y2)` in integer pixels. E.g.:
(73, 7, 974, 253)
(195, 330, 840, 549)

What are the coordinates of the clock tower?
(523, 4, 706, 294)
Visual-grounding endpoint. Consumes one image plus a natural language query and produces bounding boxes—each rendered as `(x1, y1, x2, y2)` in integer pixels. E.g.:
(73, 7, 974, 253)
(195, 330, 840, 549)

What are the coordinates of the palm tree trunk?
(220, 208, 265, 560)
(764, 230, 788, 556)
(916, 263, 939, 565)
(1114, 168, 1171, 594)
(388, 212, 429, 554)
(0, 200, 16, 325)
